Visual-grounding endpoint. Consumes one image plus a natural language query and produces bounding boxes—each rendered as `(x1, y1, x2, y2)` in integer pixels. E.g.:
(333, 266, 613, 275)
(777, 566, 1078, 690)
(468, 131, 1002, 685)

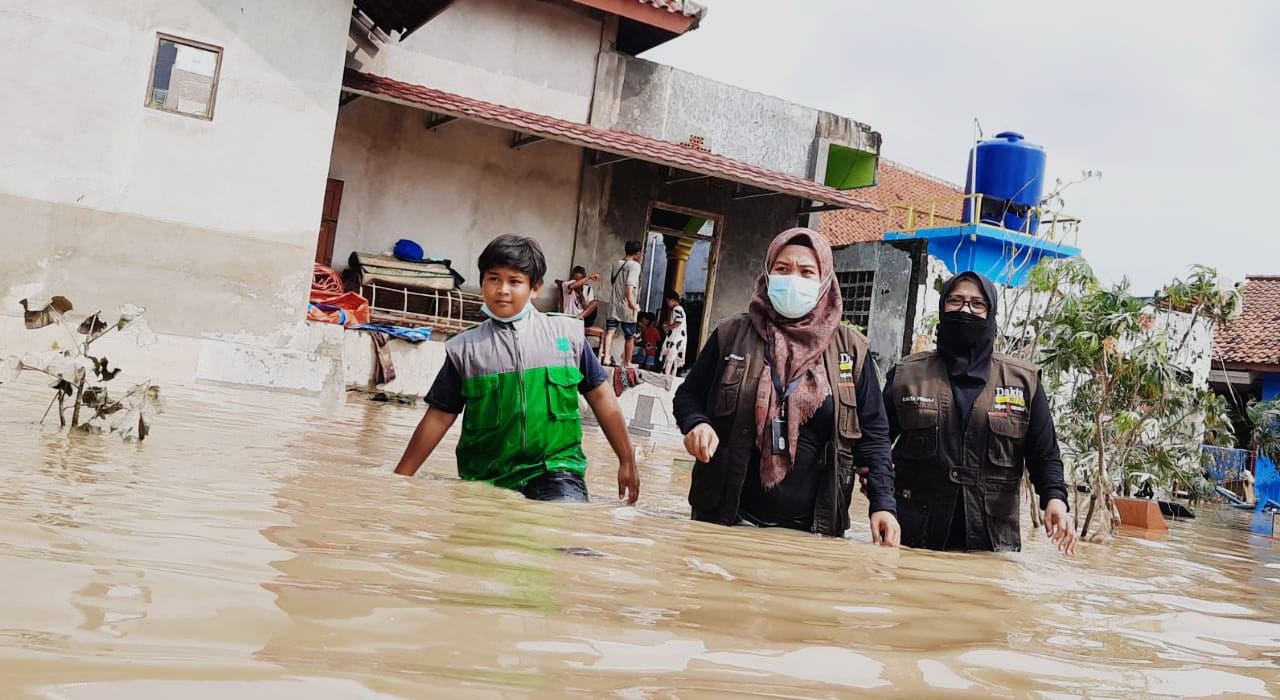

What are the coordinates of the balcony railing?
(887, 193, 1081, 247)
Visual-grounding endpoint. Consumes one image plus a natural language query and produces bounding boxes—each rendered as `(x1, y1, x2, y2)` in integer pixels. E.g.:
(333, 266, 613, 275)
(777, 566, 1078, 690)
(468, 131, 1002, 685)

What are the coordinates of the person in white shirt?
(562, 265, 599, 324)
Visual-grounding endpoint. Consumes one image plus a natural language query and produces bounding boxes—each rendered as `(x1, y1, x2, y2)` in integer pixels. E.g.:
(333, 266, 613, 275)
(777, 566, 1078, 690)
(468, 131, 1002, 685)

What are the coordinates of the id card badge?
(771, 418, 788, 454)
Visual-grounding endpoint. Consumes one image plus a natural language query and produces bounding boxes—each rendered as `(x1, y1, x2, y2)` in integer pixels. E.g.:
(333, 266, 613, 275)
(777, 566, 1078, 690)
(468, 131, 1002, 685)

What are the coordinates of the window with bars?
(837, 270, 874, 331)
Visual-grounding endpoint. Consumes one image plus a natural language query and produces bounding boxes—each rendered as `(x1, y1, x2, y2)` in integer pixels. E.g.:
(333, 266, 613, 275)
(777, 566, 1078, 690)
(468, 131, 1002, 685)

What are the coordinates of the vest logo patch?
(838, 352, 854, 373)
(902, 395, 936, 405)
(994, 386, 1027, 413)
(555, 337, 573, 355)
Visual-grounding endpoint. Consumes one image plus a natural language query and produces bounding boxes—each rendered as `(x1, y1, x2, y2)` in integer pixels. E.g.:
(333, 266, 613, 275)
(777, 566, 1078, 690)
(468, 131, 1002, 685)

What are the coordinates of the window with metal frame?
(837, 270, 875, 331)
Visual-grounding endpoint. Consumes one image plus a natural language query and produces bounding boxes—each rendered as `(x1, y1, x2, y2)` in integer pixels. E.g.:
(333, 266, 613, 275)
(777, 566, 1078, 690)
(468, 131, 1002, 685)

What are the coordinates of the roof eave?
(565, 0, 701, 34)
(340, 71, 882, 213)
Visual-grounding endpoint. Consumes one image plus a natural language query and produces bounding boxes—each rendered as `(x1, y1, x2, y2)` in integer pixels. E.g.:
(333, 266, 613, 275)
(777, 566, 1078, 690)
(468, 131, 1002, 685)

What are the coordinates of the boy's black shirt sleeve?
(425, 355, 465, 414)
(578, 344, 608, 394)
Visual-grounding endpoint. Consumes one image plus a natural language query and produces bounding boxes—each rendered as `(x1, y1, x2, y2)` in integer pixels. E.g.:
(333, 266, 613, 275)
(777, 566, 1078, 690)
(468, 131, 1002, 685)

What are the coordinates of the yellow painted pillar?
(664, 236, 695, 298)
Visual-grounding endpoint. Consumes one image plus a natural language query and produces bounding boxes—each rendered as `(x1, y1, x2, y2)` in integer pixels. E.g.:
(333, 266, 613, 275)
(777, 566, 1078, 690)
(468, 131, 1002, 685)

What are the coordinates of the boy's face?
(639, 316, 651, 328)
(482, 265, 540, 317)
(571, 271, 585, 282)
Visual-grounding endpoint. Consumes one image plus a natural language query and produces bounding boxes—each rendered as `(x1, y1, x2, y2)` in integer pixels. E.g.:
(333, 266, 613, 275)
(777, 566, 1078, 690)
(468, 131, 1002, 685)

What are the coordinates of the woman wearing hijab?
(673, 228, 900, 545)
(884, 272, 1077, 554)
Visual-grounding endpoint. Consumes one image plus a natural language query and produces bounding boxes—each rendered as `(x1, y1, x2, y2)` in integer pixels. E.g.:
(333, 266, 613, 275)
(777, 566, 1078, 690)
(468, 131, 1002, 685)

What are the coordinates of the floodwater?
(1, 381, 1278, 699)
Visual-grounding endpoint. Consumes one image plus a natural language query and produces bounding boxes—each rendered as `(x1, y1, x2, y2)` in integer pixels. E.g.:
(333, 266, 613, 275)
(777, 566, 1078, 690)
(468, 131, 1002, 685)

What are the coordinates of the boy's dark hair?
(639, 311, 655, 324)
(624, 240, 643, 256)
(478, 234, 546, 286)
(664, 290, 682, 302)
(571, 265, 587, 276)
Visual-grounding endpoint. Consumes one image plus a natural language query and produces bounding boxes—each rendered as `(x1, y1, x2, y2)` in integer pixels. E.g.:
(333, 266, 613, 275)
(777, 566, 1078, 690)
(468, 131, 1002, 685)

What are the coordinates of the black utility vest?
(890, 352, 1040, 551)
(687, 314, 869, 537)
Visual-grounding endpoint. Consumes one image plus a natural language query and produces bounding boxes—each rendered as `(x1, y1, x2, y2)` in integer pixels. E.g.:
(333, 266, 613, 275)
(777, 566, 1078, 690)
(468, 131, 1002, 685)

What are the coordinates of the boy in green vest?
(394, 235, 641, 504)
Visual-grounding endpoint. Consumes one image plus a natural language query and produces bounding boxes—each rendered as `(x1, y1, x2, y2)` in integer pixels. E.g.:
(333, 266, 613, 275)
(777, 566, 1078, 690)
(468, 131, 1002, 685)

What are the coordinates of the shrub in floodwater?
(1018, 262, 1242, 538)
(0, 296, 163, 441)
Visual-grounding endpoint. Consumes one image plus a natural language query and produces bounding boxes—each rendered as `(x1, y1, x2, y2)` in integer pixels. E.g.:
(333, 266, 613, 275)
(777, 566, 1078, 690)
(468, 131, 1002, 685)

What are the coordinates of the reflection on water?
(1, 381, 1277, 698)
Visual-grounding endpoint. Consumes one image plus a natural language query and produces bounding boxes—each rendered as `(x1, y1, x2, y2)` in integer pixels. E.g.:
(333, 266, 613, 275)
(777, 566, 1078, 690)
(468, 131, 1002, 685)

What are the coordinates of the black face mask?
(937, 310, 989, 353)
(934, 273, 999, 384)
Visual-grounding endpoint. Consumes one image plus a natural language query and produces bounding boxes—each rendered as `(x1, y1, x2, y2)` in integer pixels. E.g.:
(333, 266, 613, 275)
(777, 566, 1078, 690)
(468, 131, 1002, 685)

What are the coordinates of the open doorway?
(636, 203, 722, 373)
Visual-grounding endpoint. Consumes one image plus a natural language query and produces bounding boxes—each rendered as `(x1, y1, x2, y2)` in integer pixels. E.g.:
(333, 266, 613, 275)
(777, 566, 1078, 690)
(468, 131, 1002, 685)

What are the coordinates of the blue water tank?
(962, 131, 1047, 233)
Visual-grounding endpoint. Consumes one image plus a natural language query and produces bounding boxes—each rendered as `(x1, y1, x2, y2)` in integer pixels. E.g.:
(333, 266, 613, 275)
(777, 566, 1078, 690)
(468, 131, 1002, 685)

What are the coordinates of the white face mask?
(482, 300, 534, 323)
(767, 273, 830, 319)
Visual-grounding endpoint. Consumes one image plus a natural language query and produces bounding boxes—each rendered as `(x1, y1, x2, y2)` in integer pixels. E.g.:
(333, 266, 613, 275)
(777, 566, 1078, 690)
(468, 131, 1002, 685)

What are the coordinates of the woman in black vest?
(884, 272, 1077, 554)
(673, 228, 900, 545)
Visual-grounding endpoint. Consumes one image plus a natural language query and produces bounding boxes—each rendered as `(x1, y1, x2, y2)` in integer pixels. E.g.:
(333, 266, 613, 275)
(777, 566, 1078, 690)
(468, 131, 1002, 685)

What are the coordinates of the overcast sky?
(645, 1, 1280, 293)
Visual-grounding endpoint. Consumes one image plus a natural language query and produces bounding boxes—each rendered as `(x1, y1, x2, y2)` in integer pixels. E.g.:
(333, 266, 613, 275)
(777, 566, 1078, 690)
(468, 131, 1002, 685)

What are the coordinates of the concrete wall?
(831, 242, 915, 378)
(326, 98, 584, 307)
(0, 0, 350, 342)
(592, 51, 879, 179)
(573, 158, 803, 347)
(350, 0, 607, 122)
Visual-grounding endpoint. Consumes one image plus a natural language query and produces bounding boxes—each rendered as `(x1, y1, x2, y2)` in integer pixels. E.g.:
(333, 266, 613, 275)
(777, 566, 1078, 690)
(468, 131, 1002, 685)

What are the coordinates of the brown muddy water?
(1, 381, 1278, 699)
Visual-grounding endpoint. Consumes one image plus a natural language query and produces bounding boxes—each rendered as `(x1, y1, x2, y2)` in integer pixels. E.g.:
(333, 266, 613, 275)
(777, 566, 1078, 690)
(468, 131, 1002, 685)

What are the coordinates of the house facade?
(1, 0, 883, 399)
(1211, 275, 1280, 508)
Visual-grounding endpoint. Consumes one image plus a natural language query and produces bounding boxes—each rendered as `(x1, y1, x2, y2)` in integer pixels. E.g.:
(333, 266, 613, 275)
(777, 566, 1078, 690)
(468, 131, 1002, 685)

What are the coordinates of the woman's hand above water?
(683, 423, 720, 463)
(1044, 499, 1077, 555)
(869, 511, 901, 548)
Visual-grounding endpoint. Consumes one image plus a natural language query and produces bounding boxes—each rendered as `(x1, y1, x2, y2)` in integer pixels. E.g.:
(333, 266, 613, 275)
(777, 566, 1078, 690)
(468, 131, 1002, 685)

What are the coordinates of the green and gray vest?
(447, 311, 587, 489)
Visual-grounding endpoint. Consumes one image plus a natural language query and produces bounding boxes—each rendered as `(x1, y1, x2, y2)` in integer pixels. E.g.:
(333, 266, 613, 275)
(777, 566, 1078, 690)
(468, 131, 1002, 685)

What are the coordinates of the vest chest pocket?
(987, 412, 1029, 472)
(896, 404, 938, 460)
(461, 374, 502, 431)
(546, 365, 584, 421)
(837, 384, 861, 439)
(713, 359, 746, 417)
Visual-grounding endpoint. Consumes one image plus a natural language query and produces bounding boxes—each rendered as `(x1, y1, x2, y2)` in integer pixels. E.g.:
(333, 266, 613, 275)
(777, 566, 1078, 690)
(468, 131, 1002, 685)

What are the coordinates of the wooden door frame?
(316, 178, 344, 267)
(642, 201, 724, 349)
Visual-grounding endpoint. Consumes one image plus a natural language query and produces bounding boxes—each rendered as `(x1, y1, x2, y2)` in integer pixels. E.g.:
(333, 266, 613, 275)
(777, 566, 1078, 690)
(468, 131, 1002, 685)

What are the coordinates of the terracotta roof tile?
(342, 69, 880, 213)
(1213, 275, 1280, 368)
(818, 160, 964, 246)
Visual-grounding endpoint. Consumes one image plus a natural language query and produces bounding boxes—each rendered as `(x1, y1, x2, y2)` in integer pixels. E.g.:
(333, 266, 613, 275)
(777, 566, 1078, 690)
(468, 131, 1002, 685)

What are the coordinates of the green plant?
(1033, 266, 1236, 537)
(1245, 399, 1280, 472)
(1, 296, 162, 441)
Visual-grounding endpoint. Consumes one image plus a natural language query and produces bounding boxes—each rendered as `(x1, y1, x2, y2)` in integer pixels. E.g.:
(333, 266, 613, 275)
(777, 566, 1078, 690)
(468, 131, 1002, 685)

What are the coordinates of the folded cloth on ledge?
(351, 323, 432, 343)
(310, 264, 370, 327)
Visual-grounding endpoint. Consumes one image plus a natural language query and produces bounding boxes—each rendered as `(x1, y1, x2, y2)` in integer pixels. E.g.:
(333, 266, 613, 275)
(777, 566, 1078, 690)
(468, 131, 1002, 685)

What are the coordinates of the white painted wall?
(0, 0, 351, 348)
(351, 0, 606, 122)
(0, 0, 349, 242)
(327, 98, 583, 307)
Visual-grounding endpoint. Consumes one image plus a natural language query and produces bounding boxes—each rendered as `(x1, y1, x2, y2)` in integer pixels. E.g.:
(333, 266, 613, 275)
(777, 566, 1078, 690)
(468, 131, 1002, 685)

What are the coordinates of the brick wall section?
(819, 160, 963, 246)
(162, 68, 214, 114)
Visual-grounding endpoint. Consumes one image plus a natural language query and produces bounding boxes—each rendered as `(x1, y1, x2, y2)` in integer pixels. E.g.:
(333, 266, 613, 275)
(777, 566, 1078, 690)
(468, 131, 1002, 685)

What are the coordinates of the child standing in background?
(660, 291, 687, 376)
(636, 312, 661, 370)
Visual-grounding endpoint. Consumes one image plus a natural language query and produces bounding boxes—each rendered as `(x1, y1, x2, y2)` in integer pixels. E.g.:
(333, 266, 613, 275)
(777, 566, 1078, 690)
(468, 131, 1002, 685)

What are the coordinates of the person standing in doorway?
(660, 291, 687, 376)
(883, 271, 1076, 554)
(673, 228, 900, 545)
(603, 240, 643, 367)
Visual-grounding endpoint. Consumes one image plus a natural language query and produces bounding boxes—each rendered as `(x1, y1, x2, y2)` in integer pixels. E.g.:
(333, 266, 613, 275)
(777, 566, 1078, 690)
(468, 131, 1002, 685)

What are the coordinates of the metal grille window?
(837, 270, 874, 330)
